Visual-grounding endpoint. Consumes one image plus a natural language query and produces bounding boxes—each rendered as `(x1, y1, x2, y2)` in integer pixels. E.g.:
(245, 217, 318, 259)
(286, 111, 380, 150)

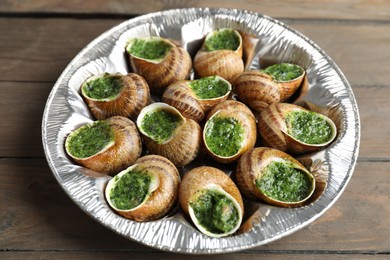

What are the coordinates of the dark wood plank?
(1, 0, 390, 21)
(0, 82, 51, 157)
(0, 159, 389, 252)
(0, 252, 386, 259)
(353, 85, 390, 159)
(0, 82, 386, 159)
(289, 22, 390, 89)
(0, 18, 389, 88)
(0, 18, 120, 83)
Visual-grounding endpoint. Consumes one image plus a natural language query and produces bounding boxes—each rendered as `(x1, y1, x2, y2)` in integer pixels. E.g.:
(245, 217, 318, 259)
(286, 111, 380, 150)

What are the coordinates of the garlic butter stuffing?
(162, 76, 231, 122)
(65, 116, 141, 175)
(194, 28, 244, 82)
(65, 29, 339, 236)
(180, 167, 243, 237)
(126, 37, 192, 94)
(81, 73, 150, 120)
(236, 147, 315, 207)
(105, 155, 180, 222)
(137, 103, 201, 167)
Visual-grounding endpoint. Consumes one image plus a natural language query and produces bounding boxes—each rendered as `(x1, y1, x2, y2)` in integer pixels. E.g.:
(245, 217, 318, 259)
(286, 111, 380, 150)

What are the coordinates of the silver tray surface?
(42, 8, 360, 254)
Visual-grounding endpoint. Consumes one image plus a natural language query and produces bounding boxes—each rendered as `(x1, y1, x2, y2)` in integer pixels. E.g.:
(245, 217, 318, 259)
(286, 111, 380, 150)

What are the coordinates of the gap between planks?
(0, 12, 390, 26)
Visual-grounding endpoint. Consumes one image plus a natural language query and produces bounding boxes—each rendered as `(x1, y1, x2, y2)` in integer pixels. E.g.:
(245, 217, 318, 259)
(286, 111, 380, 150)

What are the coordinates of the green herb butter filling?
(285, 110, 333, 144)
(127, 38, 173, 61)
(189, 76, 230, 99)
(82, 74, 123, 100)
(256, 161, 313, 202)
(205, 29, 240, 51)
(190, 189, 239, 234)
(66, 121, 114, 159)
(140, 109, 183, 144)
(109, 170, 152, 210)
(262, 63, 304, 82)
(205, 116, 244, 157)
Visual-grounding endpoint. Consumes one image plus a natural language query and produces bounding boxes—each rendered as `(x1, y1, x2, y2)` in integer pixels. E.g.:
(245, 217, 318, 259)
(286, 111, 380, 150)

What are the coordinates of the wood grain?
(0, 159, 388, 252)
(1, 0, 390, 21)
(0, 82, 51, 157)
(0, 18, 389, 87)
(0, 252, 387, 259)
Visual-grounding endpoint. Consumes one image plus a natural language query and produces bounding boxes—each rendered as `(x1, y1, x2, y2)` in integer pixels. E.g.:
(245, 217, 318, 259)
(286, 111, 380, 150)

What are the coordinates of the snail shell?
(126, 37, 192, 94)
(236, 147, 315, 207)
(262, 63, 306, 101)
(234, 70, 282, 112)
(162, 76, 232, 122)
(137, 103, 201, 167)
(105, 155, 180, 221)
(258, 103, 337, 154)
(194, 28, 244, 82)
(65, 116, 142, 175)
(203, 100, 257, 163)
(179, 166, 244, 237)
(234, 64, 306, 112)
(81, 73, 150, 120)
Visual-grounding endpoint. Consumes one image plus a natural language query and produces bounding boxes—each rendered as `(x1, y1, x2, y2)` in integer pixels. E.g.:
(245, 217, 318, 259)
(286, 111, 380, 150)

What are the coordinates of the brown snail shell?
(162, 76, 232, 122)
(236, 147, 315, 207)
(105, 155, 180, 222)
(81, 73, 150, 120)
(179, 166, 244, 237)
(262, 63, 306, 101)
(234, 70, 282, 112)
(203, 100, 257, 163)
(194, 29, 244, 83)
(126, 37, 192, 94)
(277, 71, 305, 102)
(65, 116, 142, 175)
(258, 103, 337, 154)
(136, 103, 201, 167)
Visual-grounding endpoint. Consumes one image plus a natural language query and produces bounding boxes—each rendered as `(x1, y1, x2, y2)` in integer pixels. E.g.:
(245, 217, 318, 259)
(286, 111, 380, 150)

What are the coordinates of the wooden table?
(1, 1, 389, 259)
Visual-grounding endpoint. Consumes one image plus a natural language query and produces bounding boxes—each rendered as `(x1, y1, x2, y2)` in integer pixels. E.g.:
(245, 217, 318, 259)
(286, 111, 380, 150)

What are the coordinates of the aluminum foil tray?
(42, 8, 360, 254)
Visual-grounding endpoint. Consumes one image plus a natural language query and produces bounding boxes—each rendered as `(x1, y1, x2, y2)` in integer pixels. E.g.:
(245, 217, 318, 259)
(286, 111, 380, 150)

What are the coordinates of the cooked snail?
(258, 103, 337, 154)
(194, 28, 244, 82)
(65, 116, 142, 175)
(105, 155, 180, 221)
(136, 102, 201, 167)
(236, 147, 315, 207)
(203, 100, 256, 163)
(126, 37, 192, 94)
(162, 76, 232, 122)
(81, 73, 150, 120)
(234, 63, 305, 112)
(262, 63, 305, 101)
(179, 166, 244, 237)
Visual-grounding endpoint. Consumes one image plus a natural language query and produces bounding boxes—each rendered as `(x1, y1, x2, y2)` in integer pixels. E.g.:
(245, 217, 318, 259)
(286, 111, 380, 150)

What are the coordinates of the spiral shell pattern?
(180, 166, 244, 215)
(236, 147, 315, 207)
(162, 77, 231, 122)
(234, 70, 282, 112)
(144, 119, 201, 167)
(194, 50, 244, 83)
(258, 103, 337, 154)
(66, 116, 142, 175)
(128, 39, 192, 94)
(204, 100, 257, 163)
(82, 73, 150, 120)
(105, 155, 180, 222)
(162, 81, 205, 122)
(137, 103, 202, 167)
